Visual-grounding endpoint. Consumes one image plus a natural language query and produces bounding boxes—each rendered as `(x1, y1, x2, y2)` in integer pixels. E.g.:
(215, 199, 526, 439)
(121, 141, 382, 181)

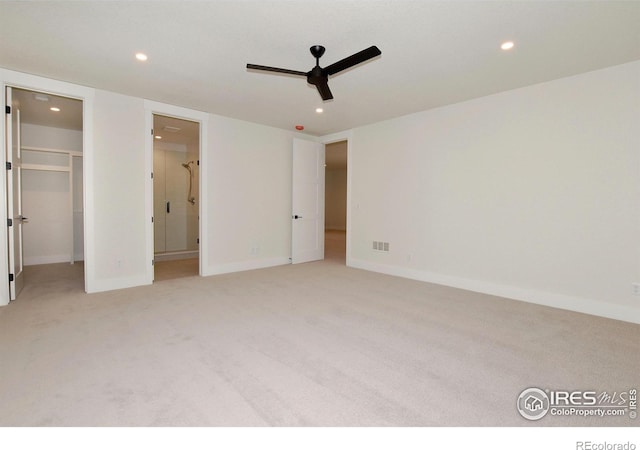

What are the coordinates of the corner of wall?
(349, 258, 640, 325)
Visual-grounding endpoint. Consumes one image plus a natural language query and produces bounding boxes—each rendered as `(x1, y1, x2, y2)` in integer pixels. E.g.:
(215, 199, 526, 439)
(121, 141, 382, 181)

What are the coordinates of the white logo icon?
(517, 388, 550, 420)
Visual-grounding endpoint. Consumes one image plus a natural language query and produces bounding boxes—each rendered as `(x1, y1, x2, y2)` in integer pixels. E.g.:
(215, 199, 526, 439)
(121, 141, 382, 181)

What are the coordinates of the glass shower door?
(153, 149, 189, 254)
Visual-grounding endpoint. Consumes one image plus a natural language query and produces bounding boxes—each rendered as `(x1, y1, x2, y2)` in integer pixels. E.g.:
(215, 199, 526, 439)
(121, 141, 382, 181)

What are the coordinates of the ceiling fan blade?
(246, 64, 307, 77)
(324, 46, 381, 76)
(316, 81, 333, 101)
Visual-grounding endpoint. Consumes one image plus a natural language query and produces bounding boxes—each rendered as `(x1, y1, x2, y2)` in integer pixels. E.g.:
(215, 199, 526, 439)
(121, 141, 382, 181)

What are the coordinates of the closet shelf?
(22, 163, 70, 173)
(21, 145, 82, 157)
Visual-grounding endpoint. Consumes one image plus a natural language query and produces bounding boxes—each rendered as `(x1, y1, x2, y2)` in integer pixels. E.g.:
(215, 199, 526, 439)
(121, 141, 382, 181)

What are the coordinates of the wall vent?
(373, 241, 390, 252)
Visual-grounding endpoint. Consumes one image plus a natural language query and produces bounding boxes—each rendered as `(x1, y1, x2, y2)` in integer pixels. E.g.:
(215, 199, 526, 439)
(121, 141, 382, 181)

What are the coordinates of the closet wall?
(20, 123, 83, 265)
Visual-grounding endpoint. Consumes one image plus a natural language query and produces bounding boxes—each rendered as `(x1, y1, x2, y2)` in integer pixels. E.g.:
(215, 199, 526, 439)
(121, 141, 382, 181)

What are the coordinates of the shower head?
(181, 161, 196, 205)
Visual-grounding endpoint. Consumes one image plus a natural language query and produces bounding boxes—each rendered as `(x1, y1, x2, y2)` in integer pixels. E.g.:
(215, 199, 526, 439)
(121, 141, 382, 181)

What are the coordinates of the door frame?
(321, 130, 352, 266)
(144, 100, 208, 282)
(0, 69, 95, 304)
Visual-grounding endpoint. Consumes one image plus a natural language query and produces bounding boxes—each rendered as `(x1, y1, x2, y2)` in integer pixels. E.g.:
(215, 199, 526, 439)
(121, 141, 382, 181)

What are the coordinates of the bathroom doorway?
(152, 114, 200, 280)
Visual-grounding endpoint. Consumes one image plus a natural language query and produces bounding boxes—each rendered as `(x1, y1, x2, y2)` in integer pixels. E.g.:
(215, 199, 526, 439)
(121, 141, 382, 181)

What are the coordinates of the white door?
(291, 138, 325, 264)
(5, 87, 25, 300)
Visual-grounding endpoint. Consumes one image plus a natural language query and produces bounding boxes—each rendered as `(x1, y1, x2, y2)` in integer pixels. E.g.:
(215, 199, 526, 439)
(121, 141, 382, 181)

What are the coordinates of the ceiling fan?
(246, 45, 382, 101)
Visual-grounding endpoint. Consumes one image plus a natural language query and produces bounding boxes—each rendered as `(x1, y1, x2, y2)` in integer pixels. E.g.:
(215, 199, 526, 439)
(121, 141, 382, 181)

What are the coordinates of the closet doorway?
(152, 114, 200, 281)
(5, 87, 85, 299)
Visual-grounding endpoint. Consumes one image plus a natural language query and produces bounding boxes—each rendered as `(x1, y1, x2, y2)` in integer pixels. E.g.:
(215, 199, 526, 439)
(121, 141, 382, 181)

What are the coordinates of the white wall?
(22, 170, 71, 265)
(349, 61, 640, 323)
(91, 89, 148, 291)
(205, 114, 296, 274)
(21, 123, 82, 151)
(89, 88, 302, 288)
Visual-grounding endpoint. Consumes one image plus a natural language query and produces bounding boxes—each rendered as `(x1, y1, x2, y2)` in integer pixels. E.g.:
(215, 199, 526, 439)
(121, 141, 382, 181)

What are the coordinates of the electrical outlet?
(632, 283, 640, 296)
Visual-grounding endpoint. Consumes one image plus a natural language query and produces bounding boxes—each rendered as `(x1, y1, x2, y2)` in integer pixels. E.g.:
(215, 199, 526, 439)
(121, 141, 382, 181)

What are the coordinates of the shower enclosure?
(153, 115, 199, 260)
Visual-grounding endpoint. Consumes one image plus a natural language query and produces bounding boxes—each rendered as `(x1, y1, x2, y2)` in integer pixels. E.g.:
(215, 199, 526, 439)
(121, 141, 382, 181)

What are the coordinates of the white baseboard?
(349, 258, 640, 325)
(204, 257, 290, 277)
(154, 251, 198, 262)
(87, 274, 151, 294)
(25, 255, 85, 266)
(24, 254, 72, 266)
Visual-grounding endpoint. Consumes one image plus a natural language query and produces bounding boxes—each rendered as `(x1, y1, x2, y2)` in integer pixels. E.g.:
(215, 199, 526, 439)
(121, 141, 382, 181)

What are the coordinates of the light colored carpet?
(0, 232, 638, 426)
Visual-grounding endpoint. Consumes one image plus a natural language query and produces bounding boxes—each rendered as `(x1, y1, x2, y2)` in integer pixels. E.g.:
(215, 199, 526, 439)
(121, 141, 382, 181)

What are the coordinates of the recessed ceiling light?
(135, 52, 148, 61)
(155, 135, 162, 140)
(50, 107, 60, 112)
(315, 108, 323, 113)
(501, 41, 515, 51)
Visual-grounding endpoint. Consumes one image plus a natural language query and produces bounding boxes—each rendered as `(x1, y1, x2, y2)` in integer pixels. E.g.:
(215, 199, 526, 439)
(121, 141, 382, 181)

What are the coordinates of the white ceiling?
(154, 114, 200, 146)
(1, 1, 639, 136)
(11, 87, 83, 130)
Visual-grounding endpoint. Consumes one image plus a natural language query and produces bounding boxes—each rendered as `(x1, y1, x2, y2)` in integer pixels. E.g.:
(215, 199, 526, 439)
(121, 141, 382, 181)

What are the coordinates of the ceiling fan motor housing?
(307, 66, 326, 86)
(247, 44, 381, 101)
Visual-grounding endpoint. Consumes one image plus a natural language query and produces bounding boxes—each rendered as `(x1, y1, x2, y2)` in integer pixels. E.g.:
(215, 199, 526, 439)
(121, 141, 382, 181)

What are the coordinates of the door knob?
(293, 215, 303, 219)
(18, 215, 28, 223)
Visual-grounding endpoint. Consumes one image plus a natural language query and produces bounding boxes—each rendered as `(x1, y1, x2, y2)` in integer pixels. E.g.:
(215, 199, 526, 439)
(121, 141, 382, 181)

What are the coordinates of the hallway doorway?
(324, 140, 347, 264)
